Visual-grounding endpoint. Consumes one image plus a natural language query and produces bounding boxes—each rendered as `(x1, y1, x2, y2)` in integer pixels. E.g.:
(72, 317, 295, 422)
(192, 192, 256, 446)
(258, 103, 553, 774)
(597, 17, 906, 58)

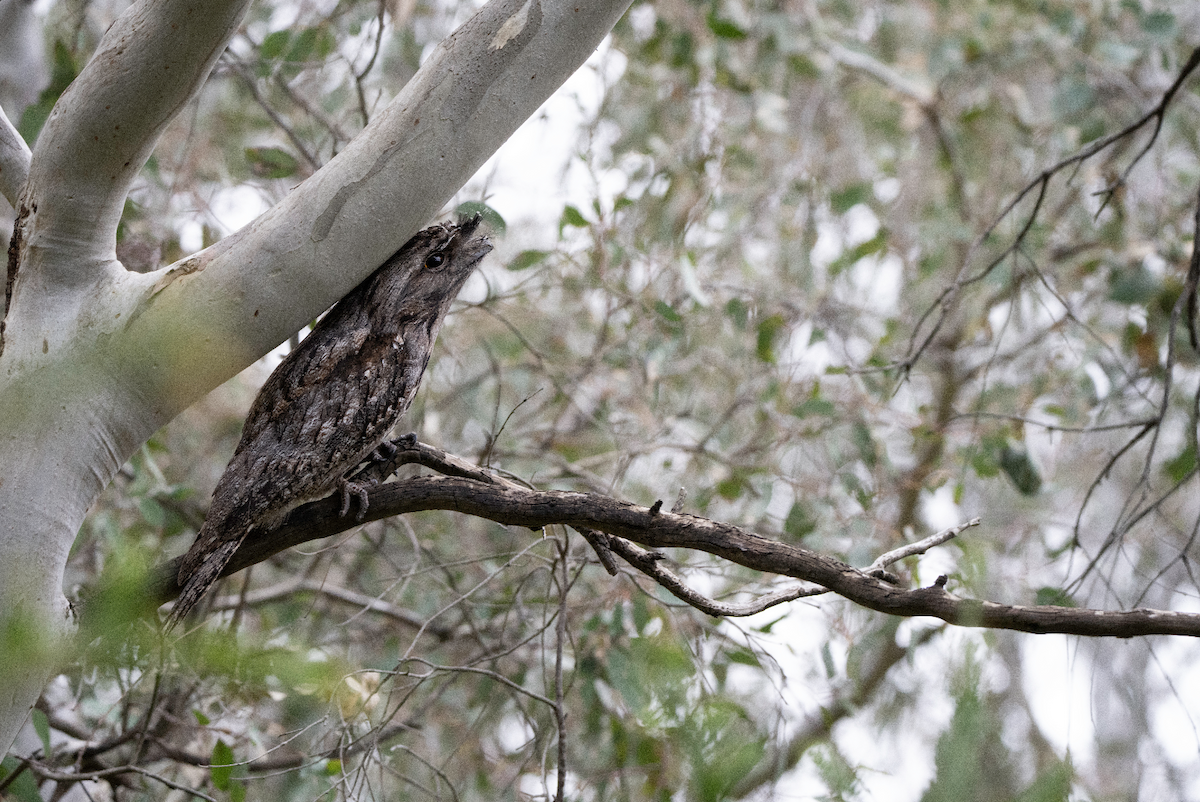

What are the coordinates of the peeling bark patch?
(143, 257, 205, 308)
(2, 201, 34, 356)
(125, 256, 206, 331)
(150, 257, 204, 295)
(5, 203, 30, 314)
(491, 0, 531, 50)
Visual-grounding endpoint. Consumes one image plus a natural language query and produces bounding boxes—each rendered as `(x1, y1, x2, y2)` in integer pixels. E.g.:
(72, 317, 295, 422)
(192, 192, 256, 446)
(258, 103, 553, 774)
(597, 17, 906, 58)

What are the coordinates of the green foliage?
(17, 40, 78, 143)
(922, 689, 1012, 802)
(922, 654, 1013, 802)
(258, 25, 337, 79)
(755, 314, 786, 363)
(830, 183, 873, 215)
(923, 652, 1075, 802)
(455, 200, 506, 234)
(607, 635, 695, 715)
(811, 744, 862, 801)
(1108, 264, 1159, 305)
(998, 443, 1041, 496)
(594, 625, 766, 800)
(792, 395, 836, 418)
(706, 13, 748, 41)
(0, 756, 41, 802)
(506, 249, 551, 271)
(684, 700, 766, 802)
(209, 739, 235, 790)
(244, 146, 300, 178)
(971, 436, 1041, 496)
(784, 500, 818, 540)
(559, 204, 589, 232)
(30, 709, 51, 760)
(1140, 11, 1177, 38)
(1015, 759, 1074, 802)
(204, 738, 247, 801)
(654, 299, 683, 323)
(1163, 443, 1197, 483)
(827, 229, 889, 277)
(1034, 587, 1076, 607)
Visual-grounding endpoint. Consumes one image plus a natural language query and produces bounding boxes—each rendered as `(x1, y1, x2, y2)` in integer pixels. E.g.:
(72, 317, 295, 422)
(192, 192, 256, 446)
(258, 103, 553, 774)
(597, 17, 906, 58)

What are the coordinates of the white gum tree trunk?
(0, 0, 632, 754)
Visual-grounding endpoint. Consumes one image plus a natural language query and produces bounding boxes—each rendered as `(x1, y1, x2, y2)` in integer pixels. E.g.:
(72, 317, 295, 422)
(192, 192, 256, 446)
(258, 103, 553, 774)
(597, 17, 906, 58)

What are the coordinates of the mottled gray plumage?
(168, 217, 491, 628)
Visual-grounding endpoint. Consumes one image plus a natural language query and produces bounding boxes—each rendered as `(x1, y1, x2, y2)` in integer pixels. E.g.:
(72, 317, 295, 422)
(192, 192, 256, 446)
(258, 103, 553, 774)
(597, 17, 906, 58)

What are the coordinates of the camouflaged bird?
(168, 216, 491, 628)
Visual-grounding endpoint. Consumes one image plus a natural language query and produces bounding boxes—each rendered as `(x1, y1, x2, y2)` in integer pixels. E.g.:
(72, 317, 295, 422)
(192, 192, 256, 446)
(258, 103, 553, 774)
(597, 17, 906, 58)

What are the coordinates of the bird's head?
(371, 214, 493, 314)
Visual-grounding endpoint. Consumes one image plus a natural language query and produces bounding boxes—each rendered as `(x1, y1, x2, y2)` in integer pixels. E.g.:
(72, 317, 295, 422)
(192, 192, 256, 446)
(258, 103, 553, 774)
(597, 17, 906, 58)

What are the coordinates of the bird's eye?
(425, 252, 446, 269)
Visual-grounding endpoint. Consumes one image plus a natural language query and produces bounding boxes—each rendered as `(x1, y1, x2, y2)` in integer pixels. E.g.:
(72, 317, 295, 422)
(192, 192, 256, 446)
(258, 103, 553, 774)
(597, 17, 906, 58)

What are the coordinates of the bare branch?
(602, 533, 825, 616)
(27, 760, 218, 802)
(821, 40, 934, 105)
(226, 54, 322, 173)
(397, 658, 558, 709)
(1185, 181, 1200, 350)
(136, 459, 1200, 638)
(269, 70, 354, 150)
(553, 535, 568, 802)
(575, 525, 620, 575)
(804, 0, 934, 104)
(204, 577, 458, 639)
(372, 442, 812, 614)
(866, 518, 980, 575)
(25, 0, 252, 265)
(123, 0, 638, 422)
(898, 46, 1200, 374)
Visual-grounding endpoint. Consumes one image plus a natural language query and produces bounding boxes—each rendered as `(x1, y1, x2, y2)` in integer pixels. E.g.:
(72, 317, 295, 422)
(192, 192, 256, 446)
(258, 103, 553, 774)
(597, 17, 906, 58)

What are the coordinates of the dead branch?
(128, 443, 1200, 639)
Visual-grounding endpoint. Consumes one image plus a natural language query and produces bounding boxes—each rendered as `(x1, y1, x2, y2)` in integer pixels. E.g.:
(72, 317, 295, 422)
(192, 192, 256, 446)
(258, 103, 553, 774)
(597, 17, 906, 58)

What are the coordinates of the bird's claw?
(371, 440, 399, 462)
(339, 479, 371, 521)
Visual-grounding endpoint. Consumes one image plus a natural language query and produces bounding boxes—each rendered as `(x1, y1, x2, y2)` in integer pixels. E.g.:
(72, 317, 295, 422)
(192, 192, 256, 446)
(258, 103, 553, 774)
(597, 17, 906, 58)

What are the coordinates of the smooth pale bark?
(0, 0, 254, 758)
(0, 0, 633, 755)
(0, 104, 30, 204)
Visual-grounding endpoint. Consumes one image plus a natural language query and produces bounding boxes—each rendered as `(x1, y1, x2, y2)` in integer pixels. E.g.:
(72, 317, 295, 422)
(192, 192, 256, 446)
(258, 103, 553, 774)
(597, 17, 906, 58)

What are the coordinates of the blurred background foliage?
(4, 0, 1200, 798)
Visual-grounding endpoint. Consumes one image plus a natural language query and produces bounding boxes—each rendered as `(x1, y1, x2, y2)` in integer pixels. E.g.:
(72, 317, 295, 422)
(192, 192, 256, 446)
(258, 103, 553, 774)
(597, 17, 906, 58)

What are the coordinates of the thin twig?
(364, 441, 817, 615)
(204, 577, 458, 638)
(225, 54, 322, 172)
(353, 0, 388, 127)
(1185, 182, 1200, 350)
(1066, 422, 1156, 587)
(948, 410, 1160, 434)
(27, 761, 217, 802)
(397, 659, 558, 708)
(553, 536, 568, 802)
(603, 535, 827, 615)
(272, 72, 354, 149)
(898, 46, 1200, 375)
(866, 518, 981, 575)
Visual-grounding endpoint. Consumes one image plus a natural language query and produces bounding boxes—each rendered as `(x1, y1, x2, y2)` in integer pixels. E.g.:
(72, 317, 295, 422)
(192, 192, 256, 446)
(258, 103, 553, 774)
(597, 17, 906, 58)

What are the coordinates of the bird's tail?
(165, 538, 243, 631)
